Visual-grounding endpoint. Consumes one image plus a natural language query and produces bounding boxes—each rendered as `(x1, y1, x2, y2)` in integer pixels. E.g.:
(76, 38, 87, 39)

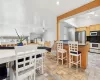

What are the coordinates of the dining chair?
(68, 41, 81, 69)
(35, 50, 44, 74)
(14, 46, 36, 80)
(23, 45, 44, 74)
(56, 41, 68, 65)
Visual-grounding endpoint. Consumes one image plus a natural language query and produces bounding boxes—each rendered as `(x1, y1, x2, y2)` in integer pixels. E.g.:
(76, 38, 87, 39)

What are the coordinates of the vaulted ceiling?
(0, 0, 93, 36)
(0, 0, 93, 24)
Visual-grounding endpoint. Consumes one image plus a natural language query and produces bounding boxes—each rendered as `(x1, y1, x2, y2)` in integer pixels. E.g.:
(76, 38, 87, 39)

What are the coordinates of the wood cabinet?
(86, 27, 90, 36)
(80, 27, 86, 31)
(95, 24, 100, 31)
(75, 27, 86, 31)
(76, 24, 100, 36)
(90, 25, 96, 31)
(75, 28, 80, 31)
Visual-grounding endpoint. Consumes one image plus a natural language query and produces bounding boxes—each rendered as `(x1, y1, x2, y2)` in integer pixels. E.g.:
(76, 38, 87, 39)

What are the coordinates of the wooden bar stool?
(68, 41, 81, 69)
(56, 41, 68, 65)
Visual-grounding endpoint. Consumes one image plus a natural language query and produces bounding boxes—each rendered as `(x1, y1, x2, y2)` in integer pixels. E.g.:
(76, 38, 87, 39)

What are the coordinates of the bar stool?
(68, 41, 81, 69)
(56, 41, 68, 65)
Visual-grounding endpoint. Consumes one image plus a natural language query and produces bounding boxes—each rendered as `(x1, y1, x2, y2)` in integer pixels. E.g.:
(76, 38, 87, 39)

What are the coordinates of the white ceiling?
(32, 0, 93, 16)
(0, 0, 93, 35)
(64, 8, 100, 27)
(0, 0, 93, 21)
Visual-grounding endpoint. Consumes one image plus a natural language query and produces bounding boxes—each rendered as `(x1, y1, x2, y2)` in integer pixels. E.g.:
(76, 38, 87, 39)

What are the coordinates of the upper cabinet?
(86, 27, 90, 36)
(95, 24, 100, 31)
(75, 28, 80, 31)
(90, 24, 100, 31)
(76, 24, 100, 36)
(80, 27, 86, 31)
(75, 27, 86, 31)
(90, 25, 96, 31)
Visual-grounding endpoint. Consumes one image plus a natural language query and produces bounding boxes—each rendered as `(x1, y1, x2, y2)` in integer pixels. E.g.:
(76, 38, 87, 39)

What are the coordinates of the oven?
(90, 43, 100, 49)
(90, 43, 100, 53)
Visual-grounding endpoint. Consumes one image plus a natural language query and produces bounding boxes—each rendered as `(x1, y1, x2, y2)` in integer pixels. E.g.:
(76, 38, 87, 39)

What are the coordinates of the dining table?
(0, 49, 46, 80)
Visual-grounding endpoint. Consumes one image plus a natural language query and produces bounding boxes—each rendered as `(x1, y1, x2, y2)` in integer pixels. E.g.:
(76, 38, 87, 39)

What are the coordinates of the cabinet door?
(75, 28, 80, 31)
(76, 27, 86, 31)
(95, 24, 100, 31)
(90, 25, 96, 31)
(81, 27, 86, 31)
(86, 27, 90, 36)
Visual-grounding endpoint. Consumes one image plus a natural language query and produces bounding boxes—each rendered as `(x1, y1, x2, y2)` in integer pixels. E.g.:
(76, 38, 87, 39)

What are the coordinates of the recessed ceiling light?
(56, 1, 59, 5)
(95, 14, 98, 16)
(88, 12, 94, 14)
(87, 16, 90, 19)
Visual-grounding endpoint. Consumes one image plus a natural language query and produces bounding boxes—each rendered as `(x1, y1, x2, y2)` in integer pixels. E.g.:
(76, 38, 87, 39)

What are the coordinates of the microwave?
(90, 31, 100, 36)
(90, 32, 98, 36)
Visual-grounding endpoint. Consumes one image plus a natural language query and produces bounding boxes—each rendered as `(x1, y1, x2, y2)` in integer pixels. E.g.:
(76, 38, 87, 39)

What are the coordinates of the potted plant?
(15, 29, 26, 46)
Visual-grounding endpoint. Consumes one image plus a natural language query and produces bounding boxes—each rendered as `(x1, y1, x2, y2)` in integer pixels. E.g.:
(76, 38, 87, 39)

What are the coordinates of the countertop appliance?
(75, 31, 86, 45)
(90, 43, 100, 53)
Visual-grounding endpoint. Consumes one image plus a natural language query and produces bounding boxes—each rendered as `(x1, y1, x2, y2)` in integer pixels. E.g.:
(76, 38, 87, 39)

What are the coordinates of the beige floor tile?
(36, 53, 100, 80)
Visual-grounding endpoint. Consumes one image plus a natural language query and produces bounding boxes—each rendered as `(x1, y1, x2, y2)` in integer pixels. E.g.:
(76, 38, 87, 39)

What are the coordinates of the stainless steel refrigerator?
(75, 31, 86, 44)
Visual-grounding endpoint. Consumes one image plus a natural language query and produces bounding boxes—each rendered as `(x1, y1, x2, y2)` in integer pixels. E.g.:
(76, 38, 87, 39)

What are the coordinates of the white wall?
(67, 28, 75, 41)
(0, 0, 57, 44)
(0, 26, 30, 36)
(43, 16, 56, 46)
(0, 0, 34, 36)
(60, 22, 64, 40)
(60, 22, 75, 41)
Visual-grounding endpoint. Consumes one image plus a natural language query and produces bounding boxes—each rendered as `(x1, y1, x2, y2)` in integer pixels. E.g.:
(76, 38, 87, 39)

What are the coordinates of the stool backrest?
(56, 41, 63, 51)
(15, 46, 36, 80)
(68, 41, 78, 54)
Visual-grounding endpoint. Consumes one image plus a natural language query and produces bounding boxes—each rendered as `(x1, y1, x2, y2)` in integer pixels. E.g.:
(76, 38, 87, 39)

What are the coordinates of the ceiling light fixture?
(95, 14, 98, 16)
(56, 1, 59, 5)
(87, 16, 90, 19)
(89, 12, 95, 14)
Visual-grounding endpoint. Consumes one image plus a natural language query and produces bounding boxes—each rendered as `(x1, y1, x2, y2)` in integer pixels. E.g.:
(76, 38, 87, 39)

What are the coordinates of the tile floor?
(6, 52, 100, 80)
(36, 53, 87, 80)
(37, 52, 100, 80)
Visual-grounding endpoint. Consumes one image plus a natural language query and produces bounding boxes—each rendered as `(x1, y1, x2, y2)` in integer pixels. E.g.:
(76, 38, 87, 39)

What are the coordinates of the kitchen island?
(63, 42, 90, 69)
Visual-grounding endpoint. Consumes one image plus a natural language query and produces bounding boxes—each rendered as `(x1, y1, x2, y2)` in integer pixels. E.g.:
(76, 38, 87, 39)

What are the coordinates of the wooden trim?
(56, 0, 100, 40)
(57, 21, 60, 40)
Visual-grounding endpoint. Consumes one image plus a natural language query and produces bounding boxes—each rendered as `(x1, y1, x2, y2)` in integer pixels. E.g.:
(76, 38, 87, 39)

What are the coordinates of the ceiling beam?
(57, 0, 100, 21)
(57, 0, 100, 40)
